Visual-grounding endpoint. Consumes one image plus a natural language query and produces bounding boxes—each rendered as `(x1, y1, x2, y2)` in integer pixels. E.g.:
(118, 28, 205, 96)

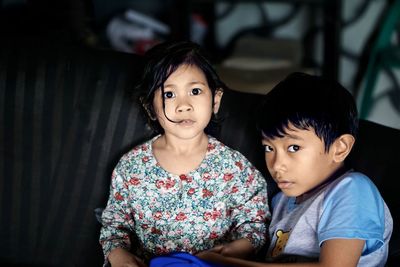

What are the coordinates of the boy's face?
(262, 125, 342, 197)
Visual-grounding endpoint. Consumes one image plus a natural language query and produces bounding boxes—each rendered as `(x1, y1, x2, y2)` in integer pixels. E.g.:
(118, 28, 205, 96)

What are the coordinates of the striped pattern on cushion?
(0, 39, 153, 267)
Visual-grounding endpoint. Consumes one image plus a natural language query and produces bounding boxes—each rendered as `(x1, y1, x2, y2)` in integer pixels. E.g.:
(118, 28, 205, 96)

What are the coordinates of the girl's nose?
(176, 99, 193, 113)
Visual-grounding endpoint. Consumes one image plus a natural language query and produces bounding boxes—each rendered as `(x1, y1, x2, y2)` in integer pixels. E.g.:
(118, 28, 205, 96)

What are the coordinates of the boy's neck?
(295, 165, 349, 204)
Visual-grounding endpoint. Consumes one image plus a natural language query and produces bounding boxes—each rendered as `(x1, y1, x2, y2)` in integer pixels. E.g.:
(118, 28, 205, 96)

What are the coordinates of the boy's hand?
(108, 247, 146, 267)
(211, 238, 254, 259)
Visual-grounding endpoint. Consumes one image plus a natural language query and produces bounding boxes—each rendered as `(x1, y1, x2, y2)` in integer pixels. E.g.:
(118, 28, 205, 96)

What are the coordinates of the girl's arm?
(108, 248, 147, 267)
(198, 238, 365, 267)
(99, 165, 139, 266)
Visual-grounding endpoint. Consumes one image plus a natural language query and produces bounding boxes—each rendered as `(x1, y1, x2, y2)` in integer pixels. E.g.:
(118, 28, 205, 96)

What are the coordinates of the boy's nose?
(268, 153, 286, 173)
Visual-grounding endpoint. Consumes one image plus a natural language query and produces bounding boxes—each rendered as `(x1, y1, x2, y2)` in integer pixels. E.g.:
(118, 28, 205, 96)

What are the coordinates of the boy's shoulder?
(328, 171, 378, 194)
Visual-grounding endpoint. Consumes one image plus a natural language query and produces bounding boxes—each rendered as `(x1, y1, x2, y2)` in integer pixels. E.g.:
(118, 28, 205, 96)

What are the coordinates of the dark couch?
(0, 38, 399, 267)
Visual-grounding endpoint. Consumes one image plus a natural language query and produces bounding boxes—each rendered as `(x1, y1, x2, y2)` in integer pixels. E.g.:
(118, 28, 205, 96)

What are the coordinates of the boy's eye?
(264, 145, 273, 153)
(163, 91, 175, 99)
(288, 145, 300, 152)
(190, 88, 202, 95)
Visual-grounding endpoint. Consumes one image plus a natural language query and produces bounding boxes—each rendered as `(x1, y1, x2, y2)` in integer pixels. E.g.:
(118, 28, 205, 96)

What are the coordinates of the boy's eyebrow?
(284, 133, 304, 140)
(262, 132, 304, 142)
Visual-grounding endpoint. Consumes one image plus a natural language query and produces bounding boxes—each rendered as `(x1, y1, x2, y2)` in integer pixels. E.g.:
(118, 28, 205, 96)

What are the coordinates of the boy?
(197, 72, 393, 266)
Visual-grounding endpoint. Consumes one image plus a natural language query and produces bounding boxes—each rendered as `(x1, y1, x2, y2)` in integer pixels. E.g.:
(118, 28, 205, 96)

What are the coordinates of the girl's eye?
(264, 145, 273, 153)
(288, 145, 300, 153)
(163, 91, 175, 99)
(190, 88, 202, 95)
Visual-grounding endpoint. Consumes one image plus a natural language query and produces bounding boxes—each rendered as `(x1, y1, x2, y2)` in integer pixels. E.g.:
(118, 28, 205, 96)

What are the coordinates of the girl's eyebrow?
(164, 81, 206, 88)
(188, 81, 206, 86)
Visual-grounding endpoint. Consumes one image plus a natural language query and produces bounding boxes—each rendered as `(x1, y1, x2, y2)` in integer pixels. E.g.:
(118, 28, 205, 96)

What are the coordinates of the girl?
(99, 41, 271, 267)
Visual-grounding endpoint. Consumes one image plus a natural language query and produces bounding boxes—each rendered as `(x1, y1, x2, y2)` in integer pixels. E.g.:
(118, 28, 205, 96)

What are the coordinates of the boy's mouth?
(276, 180, 294, 189)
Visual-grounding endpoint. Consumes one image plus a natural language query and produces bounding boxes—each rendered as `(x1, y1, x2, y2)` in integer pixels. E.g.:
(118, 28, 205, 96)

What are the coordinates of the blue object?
(149, 252, 227, 267)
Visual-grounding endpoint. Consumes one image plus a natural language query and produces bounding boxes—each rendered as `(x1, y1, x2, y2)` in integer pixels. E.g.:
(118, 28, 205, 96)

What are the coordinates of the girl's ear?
(140, 97, 157, 121)
(213, 89, 224, 114)
(332, 134, 355, 163)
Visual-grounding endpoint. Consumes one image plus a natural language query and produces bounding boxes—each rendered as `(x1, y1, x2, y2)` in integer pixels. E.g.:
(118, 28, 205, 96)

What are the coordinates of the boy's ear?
(213, 89, 224, 114)
(332, 134, 355, 162)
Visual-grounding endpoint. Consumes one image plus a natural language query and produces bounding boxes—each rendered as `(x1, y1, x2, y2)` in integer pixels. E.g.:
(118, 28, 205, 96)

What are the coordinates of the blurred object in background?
(106, 9, 170, 54)
(190, 13, 208, 45)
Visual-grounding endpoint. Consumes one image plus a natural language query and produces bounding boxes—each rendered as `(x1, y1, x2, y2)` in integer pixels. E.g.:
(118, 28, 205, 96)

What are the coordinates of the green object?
(358, 0, 400, 119)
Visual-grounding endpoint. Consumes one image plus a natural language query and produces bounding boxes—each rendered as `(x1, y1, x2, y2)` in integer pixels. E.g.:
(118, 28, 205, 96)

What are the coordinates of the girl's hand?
(108, 247, 147, 267)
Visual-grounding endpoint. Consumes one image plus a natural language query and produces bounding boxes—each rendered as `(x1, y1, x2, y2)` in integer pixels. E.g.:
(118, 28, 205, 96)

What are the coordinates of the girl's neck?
(157, 133, 209, 155)
(152, 133, 209, 175)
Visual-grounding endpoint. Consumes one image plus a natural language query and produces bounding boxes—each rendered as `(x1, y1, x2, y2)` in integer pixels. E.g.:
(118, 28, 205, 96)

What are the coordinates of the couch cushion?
(0, 38, 152, 266)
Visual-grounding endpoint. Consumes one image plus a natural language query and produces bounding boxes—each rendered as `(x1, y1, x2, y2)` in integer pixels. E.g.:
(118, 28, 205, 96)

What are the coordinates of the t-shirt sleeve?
(318, 173, 386, 252)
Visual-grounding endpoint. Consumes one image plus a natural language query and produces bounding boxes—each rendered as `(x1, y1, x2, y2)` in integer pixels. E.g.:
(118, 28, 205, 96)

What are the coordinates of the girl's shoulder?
(208, 136, 248, 161)
(118, 136, 158, 165)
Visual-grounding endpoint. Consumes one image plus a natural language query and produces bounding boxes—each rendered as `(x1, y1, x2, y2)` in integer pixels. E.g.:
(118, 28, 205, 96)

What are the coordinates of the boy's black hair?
(135, 40, 227, 134)
(257, 72, 359, 151)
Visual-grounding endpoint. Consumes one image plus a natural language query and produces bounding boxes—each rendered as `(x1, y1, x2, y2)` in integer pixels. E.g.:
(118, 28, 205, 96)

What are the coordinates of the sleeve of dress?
(229, 156, 271, 250)
(99, 160, 135, 263)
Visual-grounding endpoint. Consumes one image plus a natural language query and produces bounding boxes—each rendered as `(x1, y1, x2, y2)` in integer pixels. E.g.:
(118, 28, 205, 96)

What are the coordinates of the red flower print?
(223, 173, 233, 182)
(209, 232, 219, 239)
(187, 188, 195, 195)
(202, 173, 211, 181)
(165, 178, 175, 189)
(235, 161, 243, 170)
(114, 192, 124, 201)
(257, 210, 266, 217)
(179, 174, 187, 180)
(176, 212, 187, 221)
(212, 210, 221, 220)
(141, 224, 149, 229)
(231, 186, 238, 193)
(142, 145, 148, 151)
(142, 156, 149, 163)
(129, 177, 140, 186)
(151, 227, 162, 235)
(246, 174, 254, 184)
(202, 189, 213, 198)
(207, 143, 215, 151)
(153, 211, 162, 220)
(156, 180, 165, 189)
(203, 212, 212, 221)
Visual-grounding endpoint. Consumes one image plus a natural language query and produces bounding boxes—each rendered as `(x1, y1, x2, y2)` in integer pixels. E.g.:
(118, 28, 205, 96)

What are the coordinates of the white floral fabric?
(100, 135, 270, 263)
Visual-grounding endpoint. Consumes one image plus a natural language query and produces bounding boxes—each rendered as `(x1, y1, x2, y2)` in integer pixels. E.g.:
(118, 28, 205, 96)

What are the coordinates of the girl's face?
(152, 64, 222, 140)
(262, 125, 340, 197)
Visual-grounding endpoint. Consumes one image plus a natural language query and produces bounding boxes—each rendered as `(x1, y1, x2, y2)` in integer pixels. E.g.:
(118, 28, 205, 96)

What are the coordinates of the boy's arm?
(198, 238, 365, 267)
(206, 238, 255, 259)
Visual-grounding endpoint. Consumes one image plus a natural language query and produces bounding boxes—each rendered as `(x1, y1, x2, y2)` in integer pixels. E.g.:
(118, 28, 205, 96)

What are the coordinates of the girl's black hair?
(257, 72, 359, 152)
(135, 40, 227, 134)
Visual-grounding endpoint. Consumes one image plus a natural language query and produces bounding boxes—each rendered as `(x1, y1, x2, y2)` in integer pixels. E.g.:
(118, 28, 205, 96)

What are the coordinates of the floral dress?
(100, 135, 270, 264)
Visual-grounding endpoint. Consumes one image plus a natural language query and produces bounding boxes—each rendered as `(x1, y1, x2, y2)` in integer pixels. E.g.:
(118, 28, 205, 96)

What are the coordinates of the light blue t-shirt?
(267, 171, 393, 267)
